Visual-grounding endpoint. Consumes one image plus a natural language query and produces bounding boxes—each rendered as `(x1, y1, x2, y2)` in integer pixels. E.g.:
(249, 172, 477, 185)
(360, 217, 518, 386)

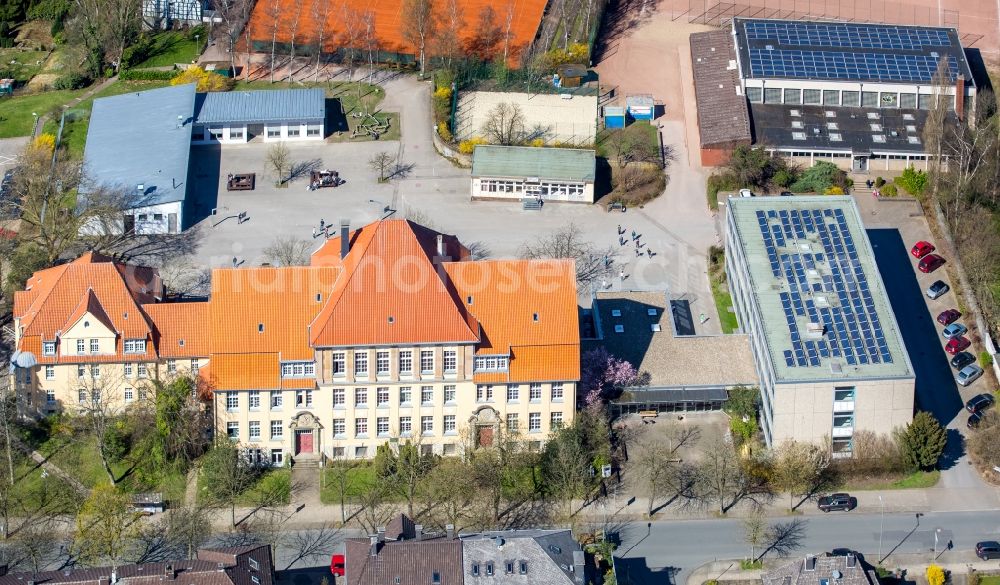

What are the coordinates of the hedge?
(119, 68, 176, 81)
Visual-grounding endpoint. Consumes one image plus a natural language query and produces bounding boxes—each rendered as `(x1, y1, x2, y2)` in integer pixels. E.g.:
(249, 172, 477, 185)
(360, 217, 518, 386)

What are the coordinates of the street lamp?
(934, 528, 942, 556)
(878, 495, 885, 563)
(194, 34, 200, 63)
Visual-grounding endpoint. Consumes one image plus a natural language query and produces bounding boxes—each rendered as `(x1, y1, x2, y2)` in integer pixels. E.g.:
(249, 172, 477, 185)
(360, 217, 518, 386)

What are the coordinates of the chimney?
(415, 524, 423, 541)
(846, 554, 857, 569)
(804, 555, 816, 571)
(446, 524, 455, 539)
(369, 535, 379, 558)
(340, 220, 350, 259)
(572, 551, 585, 584)
(377, 527, 386, 543)
(954, 74, 965, 121)
(436, 234, 444, 257)
(217, 563, 225, 572)
(165, 564, 175, 580)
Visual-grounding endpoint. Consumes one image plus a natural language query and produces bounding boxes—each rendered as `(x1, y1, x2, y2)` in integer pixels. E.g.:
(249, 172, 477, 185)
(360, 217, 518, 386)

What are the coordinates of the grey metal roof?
(82, 83, 196, 207)
(194, 88, 325, 124)
(471, 145, 595, 182)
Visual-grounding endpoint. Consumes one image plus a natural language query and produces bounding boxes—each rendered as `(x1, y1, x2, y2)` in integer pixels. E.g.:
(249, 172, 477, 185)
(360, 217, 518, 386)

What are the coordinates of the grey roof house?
(470, 145, 597, 204)
(763, 553, 877, 585)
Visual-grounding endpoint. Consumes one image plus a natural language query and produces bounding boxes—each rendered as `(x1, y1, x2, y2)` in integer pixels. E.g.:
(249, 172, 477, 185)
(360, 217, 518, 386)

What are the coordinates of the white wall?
(262, 120, 325, 143)
(192, 124, 249, 145)
(129, 201, 183, 234)
(470, 177, 594, 203)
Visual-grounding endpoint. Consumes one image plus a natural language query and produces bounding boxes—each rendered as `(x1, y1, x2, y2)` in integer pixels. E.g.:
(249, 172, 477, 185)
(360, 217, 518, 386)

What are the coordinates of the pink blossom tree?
(580, 347, 642, 406)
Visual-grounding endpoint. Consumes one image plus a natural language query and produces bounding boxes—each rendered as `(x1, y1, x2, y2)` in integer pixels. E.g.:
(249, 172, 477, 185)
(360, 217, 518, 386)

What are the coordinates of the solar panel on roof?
(747, 49, 958, 83)
(742, 20, 952, 51)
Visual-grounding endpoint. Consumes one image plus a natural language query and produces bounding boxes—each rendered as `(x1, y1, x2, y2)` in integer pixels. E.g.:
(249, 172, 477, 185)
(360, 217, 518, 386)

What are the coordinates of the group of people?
(618, 225, 656, 259)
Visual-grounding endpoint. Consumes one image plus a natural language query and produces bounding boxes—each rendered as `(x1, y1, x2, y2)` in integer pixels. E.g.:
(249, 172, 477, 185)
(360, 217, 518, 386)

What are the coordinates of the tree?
(578, 347, 644, 406)
(360, 9, 378, 82)
(636, 439, 679, 517)
(214, 0, 251, 77)
(433, 0, 464, 68)
(756, 519, 808, 561)
(285, 0, 304, 82)
(266, 142, 292, 185)
(695, 436, 772, 515)
(400, 0, 437, 76)
(355, 479, 395, 534)
(466, 5, 502, 60)
(166, 504, 212, 559)
(263, 236, 312, 266)
(265, 0, 282, 83)
(518, 223, 617, 290)
(338, 2, 364, 80)
(789, 161, 848, 193)
(311, 0, 333, 79)
(75, 371, 131, 485)
(898, 411, 948, 471)
(422, 457, 476, 530)
(281, 524, 341, 570)
(70, 0, 142, 75)
(467, 426, 533, 527)
(480, 102, 526, 146)
(325, 455, 356, 524)
(743, 510, 766, 562)
(200, 441, 265, 527)
(394, 440, 434, 518)
(606, 125, 658, 169)
(927, 565, 946, 585)
(140, 376, 209, 483)
(541, 425, 591, 520)
(770, 441, 832, 511)
(723, 386, 758, 420)
(74, 484, 142, 567)
(369, 151, 397, 182)
(171, 66, 232, 92)
(718, 145, 794, 192)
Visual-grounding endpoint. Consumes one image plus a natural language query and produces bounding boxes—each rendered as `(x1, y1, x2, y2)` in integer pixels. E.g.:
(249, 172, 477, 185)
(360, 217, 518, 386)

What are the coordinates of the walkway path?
(32, 76, 117, 139)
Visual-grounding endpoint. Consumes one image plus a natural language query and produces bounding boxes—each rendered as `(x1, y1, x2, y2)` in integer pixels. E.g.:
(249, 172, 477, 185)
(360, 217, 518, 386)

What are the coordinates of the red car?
(918, 254, 946, 273)
(331, 554, 345, 577)
(937, 309, 961, 326)
(911, 241, 936, 258)
(946, 336, 971, 354)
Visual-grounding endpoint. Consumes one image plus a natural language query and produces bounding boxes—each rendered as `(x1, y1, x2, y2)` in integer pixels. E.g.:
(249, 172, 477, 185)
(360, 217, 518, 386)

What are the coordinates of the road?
(615, 510, 1000, 585)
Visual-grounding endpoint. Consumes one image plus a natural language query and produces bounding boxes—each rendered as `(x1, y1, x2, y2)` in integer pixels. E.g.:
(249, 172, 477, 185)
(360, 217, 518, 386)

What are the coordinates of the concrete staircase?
(522, 197, 543, 211)
(292, 455, 321, 468)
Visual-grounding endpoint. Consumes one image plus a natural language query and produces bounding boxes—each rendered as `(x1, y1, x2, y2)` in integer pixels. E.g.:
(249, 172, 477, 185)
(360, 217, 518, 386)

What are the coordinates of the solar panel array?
(755, 207, 893, 369)
(748, 49, 959, 82)
(743, 20, 952, 50)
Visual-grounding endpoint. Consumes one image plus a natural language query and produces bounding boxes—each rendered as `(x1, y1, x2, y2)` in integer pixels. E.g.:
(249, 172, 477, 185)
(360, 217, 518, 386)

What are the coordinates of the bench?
(639, 410, 657, 420)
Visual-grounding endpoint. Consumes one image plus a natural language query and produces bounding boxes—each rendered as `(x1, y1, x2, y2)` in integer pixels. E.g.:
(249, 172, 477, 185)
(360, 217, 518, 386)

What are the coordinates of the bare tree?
(165, 504, 212, 559)
(325, 454, 356, 525)
(756, 519, 809, 561)
(266, 0, 282, 83)
(695, 436, 772, 515)
(501, 0, 516, 64)
(339, 2, 364, 80)
(72, 0, 142, 74)
(541, 428, 591, 520)
(421, 457, 477, 531)
(518, 222, 616, 289)
(401, 0, 437, 76)
(76, 371, 131, 485)
(281, 525, 341, 569)
(356, 480, 395, 534)
(200, 441, 267, 528)
(369, 151, 397, 183)
(392, 439, 434, 519)
(266, 142, 292, 185)
(434, 0, 465, 68)
(286, 0, 305, 82)
(771, 440, 832, 511)
(214, 0, 251, 77)
(74, 484, 142, 568)
(635, 440, 679, 517)
(159, 256, 212, 297)
(311, 0, 333, 80)
(467, 5, 502, 61)
(361, 9, 379, 83)
(743, 510, 766, 562)
(480, 102, 527, 146)
(263, 236, 312, 266)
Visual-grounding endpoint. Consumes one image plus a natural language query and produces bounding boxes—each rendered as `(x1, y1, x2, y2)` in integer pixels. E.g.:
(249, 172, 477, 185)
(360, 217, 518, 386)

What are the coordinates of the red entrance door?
(295, 430, 313, 454)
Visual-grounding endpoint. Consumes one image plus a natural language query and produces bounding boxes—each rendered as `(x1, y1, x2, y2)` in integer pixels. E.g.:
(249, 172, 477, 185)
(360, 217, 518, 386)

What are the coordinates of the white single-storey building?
(191, 88, 325, 144)
(470, 145, 596, 204)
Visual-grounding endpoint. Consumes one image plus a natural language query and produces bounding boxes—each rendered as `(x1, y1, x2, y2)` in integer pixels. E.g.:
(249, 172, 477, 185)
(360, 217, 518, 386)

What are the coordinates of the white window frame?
(399, 416, 412, 435)
(249, 421, 261, 440)
(354, 352, 369, 376)
(443, 350, 457, 373)
(270, 391, 283, 410)
(399, 386, 412, 405)
(333, 419, 346, 437)
(226, 422, 239, 440)
(332, 352, 346, 376)
(399, 350, 413, 374)
(44, 365, 55, 380)
(444, 415, 456, 434)
(42, 342, 55, 356)
(226, 392, 239, 411)
(89, 339, 99, 354)
(421, 386, 433, 405)
(444, 385, 456, 403)
(421, 415, 433, 435)
(377, 387, 390, 406)
(377, 417, 390, 436)
(248, 390, 261, 410)
(270, 420, 284, 439)
(376, 351, 390, 375)
(420, 350, 434, 374)
(355, 387, 368, 407)
(76, 339, 85, 354)
(528, 412, 541, 432)
(551, 383, 564, 401)
(507, 385, 519, 403)
(333, 388, 346, 407)
(124, 388, 135, 403)
(166, 359, 176, 374)
(355, 417, 368, 437)
(529, 383, 542, 401)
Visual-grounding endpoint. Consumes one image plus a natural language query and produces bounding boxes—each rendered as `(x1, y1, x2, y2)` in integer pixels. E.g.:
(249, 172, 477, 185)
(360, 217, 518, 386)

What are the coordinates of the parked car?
(918, 254, 946, 273)
(942, 323, 968, 339)
(950, 351, 977, 370)
(966, 394, 995, 414)
(957, 364, 984, 387)
(937, 309, 961, 325)
(977, 542, 1000, 560)
(780, 191, 794, 197)
(331, 554, 345, 576)
(926, 280, 950, 300)
(739, 189, 753, 198)
(911, 241, 936, 259)
(968, 411, 986, 429)
(817, 493, 856, 512)
(945, 336, 971, 354)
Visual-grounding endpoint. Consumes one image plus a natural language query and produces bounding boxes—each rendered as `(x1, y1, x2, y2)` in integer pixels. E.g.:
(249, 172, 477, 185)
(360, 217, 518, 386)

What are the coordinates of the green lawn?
(197, 467, 292, 507)
(978, 576, 1000, 585)
(596, 122, 659, 159)
(842, 470, 940, 491)
(135, 30, 203, 68)
(709, 274, 739, 334)
(320, 464, 385, 504)
(0, 89, 86, 138)
(41, 79, 173, 158)
(0, 49, 50, 83)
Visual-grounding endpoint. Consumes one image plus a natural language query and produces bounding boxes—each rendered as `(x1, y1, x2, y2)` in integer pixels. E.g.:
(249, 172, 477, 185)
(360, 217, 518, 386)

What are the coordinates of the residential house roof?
(0, 545, 274, 585)
(763, 554, 876, 585)
(144, 301, 212, 358)
(82, 83, 196, 207)
(345, 536, 463, 585)
(471, 146, 596, 182)
(194, 88, 325, 125)
(690, 29, 752, 148)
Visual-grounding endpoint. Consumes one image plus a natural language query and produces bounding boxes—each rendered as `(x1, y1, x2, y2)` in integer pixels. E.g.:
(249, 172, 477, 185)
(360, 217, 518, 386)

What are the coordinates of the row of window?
(224, 384, 566, 412)
(44, 338, 147, 357)
(473, 355, 509, 372)
(746, 87, 956, 111)
(76, 387, 147, 405)
(265, 125, 322, 138)
(280, 362, 315, 378)
(225, 412, 564, 441)
(471, 560, 529, 577)
(45, 359, 198, 382)
(332, 349, 457, 378)
(478, 179, 587, 198)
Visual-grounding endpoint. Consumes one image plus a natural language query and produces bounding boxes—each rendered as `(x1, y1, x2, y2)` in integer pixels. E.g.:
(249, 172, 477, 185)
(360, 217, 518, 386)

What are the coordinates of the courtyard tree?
(695, 436, 772, 515)
(541, 425, 592, 520)
(165, 504, 212, 559)
(578, 346, 644, 405)
(266, 142, 292, 185)
(422, 456, 477, 530)
(369, 151, 397, 182)
(74, 484, 142, 567)
(263, 236, 312, 266)
(200, 441, 265, 527)
(636, 439, 679, 517)
(400, 0, 437, 76)
(898, 411, 948, 471)
(393, 440, 435, 518)
(481, 102, 526, 146)
(770, 440, 832, 511)
(518, 223, 617, 290)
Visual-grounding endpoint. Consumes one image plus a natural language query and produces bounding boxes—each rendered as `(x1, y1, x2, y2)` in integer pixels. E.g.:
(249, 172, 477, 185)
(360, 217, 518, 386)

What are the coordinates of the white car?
(739, 188, 754, 198)
(957, 364, 984, 387)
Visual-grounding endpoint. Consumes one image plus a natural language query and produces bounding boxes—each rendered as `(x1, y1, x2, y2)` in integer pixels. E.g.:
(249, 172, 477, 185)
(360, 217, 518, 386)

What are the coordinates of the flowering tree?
(581, 347, 643, 406)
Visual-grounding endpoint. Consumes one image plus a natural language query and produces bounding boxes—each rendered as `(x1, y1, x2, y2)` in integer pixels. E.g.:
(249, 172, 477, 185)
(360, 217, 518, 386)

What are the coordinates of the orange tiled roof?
(144, 302, 211, 358)
(445, 259, 580, 383)
(245, 0, 546, 66)
(212, 353, 280, 391)
(309, 220, 479, 348)
(62, 288, 116, 334)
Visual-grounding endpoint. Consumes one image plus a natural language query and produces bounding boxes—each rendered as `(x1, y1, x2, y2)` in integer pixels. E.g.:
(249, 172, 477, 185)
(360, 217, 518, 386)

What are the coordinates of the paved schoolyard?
(0, 137, 28, 169)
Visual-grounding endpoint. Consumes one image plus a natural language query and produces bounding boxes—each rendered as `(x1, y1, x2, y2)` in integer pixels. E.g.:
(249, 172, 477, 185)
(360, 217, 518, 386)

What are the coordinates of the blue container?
(626, 95, 655, 120)
(604, 105, 626, 129)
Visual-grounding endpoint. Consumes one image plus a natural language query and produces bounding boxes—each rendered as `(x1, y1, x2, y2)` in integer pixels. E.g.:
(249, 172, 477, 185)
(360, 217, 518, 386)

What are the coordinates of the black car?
(818, 493, 856, 512)
(968, 411, 986, 429)
(977, 541, 1000, 560)
(966, 394, 995, 414)
(951, 351, 976, 370)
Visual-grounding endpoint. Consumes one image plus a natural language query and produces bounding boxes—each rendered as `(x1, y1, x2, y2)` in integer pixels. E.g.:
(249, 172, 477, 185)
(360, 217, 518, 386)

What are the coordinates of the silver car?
(926, 280, 950, 300)
(943, 323, 968, 339)
(957, 364, 984, 387)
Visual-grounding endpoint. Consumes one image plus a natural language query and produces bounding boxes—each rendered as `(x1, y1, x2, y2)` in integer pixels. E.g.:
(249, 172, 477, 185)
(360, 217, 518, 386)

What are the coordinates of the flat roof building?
(691, 18, 976, 171)
(192, 88, 325, 144)
(690, 29, 752, 166)
(471, 145, 596, 204)
(725, 196, 914, 454)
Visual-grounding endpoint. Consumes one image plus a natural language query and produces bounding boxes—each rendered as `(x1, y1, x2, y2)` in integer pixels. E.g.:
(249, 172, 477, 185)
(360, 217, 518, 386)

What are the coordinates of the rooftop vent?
(830, 133, 843, 141)
(611, 309, 622, 317)
(907, 136, 921, 144)
(870, 123, 882, 131)
(792, 132, 806, 140)
(890, 130, 899, 137)
(388, 316, 395, 324)
(614, 324, 624, 333)
(791, 121, 804, 129)
(830, 362, 843, 374)
(867, 112, 880, 120)
(906, 125, 917, 132)
(903, 113, 915, 120)
(805, 555, 817, 571)
(824, 111, 836, 118)
(826, 122, 838, 130)
(790, 109, 801, 117)
(833, 570, 843, 580)
(872, 135, 886, 143)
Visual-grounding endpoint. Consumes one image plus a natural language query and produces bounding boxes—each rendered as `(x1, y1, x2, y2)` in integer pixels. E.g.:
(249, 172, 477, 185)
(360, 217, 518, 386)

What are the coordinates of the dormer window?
(42, 342, 55, 356)
(471, 563, 480, 577)
(485, 562, 494, 576)
(519, 561, 528, 575)
(124, 339, 146, 354)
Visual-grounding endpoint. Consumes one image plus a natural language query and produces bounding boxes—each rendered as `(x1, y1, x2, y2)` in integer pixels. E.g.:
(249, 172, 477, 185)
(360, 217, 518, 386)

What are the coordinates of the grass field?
(320, 464, 389, 504)
(0, 49, 50, 83)
(707, 247, 739, 334)
(0, 89, 85, 138)
(842, 470, 940, 491)
(135, 30, 203, 69)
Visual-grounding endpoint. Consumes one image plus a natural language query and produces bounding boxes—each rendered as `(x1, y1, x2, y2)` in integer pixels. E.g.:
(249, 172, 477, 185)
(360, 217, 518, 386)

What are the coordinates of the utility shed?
(470, 145, 596, 204)
(192, 88, 326, 144)
(81, 83, 196, 235)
